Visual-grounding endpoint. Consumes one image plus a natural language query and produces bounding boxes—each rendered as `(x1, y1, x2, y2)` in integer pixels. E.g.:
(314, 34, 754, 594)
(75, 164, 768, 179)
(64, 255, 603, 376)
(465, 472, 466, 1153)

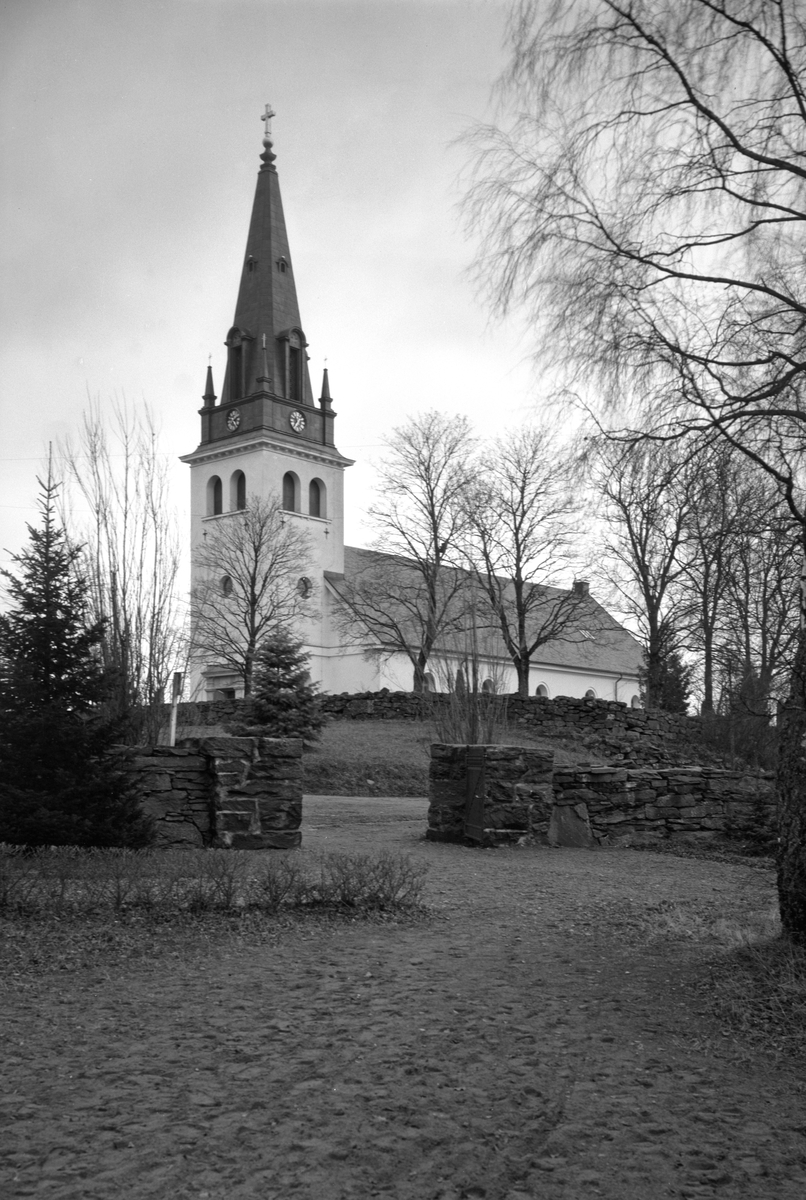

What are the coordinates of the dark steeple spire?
(221, 105, 313, 407)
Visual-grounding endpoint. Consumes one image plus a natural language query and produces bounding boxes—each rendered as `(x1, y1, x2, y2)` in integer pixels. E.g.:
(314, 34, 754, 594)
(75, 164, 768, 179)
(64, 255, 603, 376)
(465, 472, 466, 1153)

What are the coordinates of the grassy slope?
(302, 717, 610, 797)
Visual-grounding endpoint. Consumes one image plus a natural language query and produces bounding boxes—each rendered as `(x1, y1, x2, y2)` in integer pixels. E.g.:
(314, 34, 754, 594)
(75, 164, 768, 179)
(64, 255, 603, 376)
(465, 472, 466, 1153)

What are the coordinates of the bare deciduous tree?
(466, 0, 806, 938)
(190, 495, 312, 696)
(466, 425, 589, 699)
(60, 400, 183, 742)
(679, 445, 740, 716)
(716, 475, 800, 709)
(593, 438, 695, 710)
(341, 411, 475, 691)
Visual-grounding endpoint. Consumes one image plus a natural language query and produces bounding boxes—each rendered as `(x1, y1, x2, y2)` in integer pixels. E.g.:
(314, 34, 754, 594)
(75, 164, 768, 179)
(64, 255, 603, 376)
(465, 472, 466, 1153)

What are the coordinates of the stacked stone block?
(203, 736, 302, 850)
(427, 744, 554, 846)
(124, 746, 214, 848)
(124, 737, 303, 850)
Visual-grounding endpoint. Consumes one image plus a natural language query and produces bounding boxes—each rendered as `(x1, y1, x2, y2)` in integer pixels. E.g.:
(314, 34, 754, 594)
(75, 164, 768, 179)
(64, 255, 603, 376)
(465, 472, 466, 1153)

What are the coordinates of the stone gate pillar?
(200, 736, 303, 850)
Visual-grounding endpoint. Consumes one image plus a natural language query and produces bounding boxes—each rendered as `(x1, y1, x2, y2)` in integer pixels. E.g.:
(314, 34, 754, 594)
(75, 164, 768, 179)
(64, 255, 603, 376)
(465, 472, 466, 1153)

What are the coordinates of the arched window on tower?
(207, 475, 223, 516)
(279, 327, 306, 403)
(231, 470, 246, 511)
(289, 346, 302, 402)
(309, 478, 326, 518)
(229, 347, 242, 400)
(282, 472, 297, 512)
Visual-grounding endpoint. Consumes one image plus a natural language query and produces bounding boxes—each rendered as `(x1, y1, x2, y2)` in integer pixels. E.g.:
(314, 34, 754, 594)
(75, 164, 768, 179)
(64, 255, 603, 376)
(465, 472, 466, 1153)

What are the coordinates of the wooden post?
(464, 746, 486, 843)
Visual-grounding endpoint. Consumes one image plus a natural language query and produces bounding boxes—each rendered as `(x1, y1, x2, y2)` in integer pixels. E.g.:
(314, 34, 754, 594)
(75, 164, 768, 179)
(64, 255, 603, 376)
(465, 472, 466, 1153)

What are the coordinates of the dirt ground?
(2, 795, 806, 1200)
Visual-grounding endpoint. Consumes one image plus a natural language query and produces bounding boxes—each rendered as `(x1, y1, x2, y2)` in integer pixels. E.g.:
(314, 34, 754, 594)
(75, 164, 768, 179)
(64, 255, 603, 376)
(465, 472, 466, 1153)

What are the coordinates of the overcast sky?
(1, 0, 548, 580)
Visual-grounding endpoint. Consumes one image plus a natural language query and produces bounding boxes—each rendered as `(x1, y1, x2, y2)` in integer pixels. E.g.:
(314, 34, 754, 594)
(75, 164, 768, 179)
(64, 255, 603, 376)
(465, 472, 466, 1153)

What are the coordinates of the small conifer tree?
(0, 471, 153, 847)
(243, 629, 324, 745)
(641, 649, 692, 714)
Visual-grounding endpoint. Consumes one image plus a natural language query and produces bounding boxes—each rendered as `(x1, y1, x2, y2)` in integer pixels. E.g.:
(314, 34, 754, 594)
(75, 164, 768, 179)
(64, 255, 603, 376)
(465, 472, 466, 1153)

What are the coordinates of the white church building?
(182, 114, 643, 706)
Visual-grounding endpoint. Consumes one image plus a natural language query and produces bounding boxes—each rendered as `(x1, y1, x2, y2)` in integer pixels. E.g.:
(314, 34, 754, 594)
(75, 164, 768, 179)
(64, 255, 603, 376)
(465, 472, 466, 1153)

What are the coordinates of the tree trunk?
(644, 613, 664, 709)
(701, 623, 714, 716)
(776, 627, 806, 942)
(243, 644, 255, 697)
(516, 659, 530, 700)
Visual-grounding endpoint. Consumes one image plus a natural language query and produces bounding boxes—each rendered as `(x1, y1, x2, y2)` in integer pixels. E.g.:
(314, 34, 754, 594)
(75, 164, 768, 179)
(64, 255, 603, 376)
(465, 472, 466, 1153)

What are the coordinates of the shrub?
(428, 689, 508, 745)
(724, 793, 778, 857)
(0, 845, 428, 917)
(700, 711, 778, 770)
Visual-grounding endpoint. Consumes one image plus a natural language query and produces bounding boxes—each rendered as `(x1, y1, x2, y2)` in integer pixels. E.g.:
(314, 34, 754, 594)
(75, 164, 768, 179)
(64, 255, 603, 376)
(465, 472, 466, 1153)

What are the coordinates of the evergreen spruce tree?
(641, 649, 692, 714)
(0, 472, 153, 847)
(243, 629, 324, 745)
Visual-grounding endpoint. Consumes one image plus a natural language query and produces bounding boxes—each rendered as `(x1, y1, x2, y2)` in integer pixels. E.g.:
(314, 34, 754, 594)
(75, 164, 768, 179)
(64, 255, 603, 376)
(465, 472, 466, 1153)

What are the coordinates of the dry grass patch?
(303, 715, 606, 797)
(706, 935, 806, 1061)
(303, 719, 433, 796)
(640, 888, 806, 1062)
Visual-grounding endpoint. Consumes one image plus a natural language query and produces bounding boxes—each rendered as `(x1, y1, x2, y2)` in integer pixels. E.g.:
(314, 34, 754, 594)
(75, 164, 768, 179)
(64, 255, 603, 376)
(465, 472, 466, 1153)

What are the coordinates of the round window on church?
(297, 576, 312, 598)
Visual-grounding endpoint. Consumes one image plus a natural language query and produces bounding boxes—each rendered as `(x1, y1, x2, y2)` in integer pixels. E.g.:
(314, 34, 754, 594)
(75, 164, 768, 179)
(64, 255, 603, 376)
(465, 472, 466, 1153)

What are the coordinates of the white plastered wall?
(347, 649, 641, 704)
(186, 435, 349, 699)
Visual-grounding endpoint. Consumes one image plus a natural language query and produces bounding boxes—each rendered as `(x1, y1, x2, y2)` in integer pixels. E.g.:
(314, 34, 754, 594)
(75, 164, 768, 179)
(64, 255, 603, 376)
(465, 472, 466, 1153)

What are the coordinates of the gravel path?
(2, 795, 805, 1199)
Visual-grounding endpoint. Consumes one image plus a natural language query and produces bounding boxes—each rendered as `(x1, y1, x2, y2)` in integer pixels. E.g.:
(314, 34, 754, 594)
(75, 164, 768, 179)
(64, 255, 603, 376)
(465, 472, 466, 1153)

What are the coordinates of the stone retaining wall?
(168, 693, 705, 766)
(172, 691, 695, 729)
(122, 737, 303, 850)
(505, 697, 703, 766)
(427, 744, 775, 848)
(169, 691, 426, 733)
(552, 763, 775, 848)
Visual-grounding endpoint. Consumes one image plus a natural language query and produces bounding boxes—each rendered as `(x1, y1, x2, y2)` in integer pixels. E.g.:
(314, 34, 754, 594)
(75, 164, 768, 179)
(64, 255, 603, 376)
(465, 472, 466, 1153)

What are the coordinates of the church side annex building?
(182, 111, 643, 705)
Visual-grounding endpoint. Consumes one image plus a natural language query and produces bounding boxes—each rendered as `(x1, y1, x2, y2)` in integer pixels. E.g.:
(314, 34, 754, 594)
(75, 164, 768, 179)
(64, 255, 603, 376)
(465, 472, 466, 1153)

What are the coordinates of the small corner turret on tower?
(320, 367, 332, 410)
(202, 362, 216, 408)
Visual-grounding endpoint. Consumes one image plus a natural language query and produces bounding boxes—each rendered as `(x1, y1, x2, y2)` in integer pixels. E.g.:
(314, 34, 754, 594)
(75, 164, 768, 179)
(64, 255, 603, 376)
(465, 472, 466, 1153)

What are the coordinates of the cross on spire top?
(262, 103, 275, 142)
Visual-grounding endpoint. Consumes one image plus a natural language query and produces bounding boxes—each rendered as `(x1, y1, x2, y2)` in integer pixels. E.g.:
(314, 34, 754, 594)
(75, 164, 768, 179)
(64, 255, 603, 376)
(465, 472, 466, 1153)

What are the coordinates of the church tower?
(181, 107, 353, 699)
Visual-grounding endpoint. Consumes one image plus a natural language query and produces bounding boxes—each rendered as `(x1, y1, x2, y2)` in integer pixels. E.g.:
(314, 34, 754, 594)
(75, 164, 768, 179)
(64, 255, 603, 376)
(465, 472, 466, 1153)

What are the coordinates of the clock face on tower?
(289, 410, 306, 433)
(226, 409, 241, 431)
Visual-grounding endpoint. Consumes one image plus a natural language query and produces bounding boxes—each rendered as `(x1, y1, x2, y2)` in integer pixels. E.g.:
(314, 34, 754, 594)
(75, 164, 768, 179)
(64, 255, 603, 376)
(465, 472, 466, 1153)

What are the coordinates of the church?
(182, 112, 643, 706)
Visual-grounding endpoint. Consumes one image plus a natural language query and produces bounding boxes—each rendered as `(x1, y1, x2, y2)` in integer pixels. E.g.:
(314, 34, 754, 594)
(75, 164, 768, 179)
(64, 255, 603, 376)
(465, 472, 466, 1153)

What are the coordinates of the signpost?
(168, 672, 183, 747)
